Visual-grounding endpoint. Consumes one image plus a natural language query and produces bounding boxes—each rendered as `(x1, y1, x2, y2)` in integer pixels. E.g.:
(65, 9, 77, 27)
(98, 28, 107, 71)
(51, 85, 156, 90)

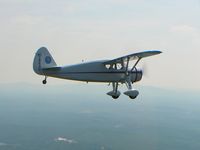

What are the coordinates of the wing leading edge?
(103, 50, 162, 65)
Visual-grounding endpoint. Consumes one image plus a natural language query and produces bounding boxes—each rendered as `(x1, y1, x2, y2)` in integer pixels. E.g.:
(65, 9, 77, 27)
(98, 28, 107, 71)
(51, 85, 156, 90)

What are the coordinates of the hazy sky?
(0, 0, 200, 90)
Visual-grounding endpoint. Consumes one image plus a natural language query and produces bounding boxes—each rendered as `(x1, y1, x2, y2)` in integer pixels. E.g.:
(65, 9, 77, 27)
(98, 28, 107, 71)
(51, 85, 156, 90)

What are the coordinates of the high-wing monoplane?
(33, 47, 162, 99)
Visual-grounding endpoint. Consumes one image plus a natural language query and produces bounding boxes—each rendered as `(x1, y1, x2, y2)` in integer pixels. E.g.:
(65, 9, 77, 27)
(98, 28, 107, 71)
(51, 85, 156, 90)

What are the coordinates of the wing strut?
(125, 57, 130, 75)
(131, 57, 142, 72)
(125, 57, 142, 76)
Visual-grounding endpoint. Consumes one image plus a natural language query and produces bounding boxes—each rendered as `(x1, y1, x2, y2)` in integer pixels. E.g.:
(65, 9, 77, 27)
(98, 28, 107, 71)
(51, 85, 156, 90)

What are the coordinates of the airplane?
(33, 47, 162, 99)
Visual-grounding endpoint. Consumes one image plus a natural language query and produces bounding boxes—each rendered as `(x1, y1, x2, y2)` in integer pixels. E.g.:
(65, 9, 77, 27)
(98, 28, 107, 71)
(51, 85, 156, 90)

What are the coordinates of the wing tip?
(155, 50, 162, 54)
(147, 50, 162, 54)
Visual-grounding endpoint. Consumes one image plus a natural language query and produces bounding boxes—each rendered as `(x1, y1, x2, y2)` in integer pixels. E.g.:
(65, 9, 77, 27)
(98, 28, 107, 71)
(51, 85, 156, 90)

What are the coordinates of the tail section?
(33, 47, 57, 75)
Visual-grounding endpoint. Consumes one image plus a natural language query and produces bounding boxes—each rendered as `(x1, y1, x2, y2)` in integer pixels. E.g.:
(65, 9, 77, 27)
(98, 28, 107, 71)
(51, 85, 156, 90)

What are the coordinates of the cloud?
(170, 24, 200, 47)
(114, 124, 123, 128)
(0, 142, 7, 146)
(10, 15, 43, 25)
(170, 25, 198, 34)
(100, 146, 106, 150)
(54, 137, 77, 144)
(80, 109, 94, 114)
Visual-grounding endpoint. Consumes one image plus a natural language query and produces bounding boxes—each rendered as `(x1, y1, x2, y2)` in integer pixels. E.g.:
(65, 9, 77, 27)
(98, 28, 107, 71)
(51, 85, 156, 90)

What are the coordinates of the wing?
(103, 50, 162, 65)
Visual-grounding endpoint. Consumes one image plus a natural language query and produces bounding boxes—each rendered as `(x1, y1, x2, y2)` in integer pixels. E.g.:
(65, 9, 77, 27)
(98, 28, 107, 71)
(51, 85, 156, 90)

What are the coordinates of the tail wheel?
(42, 80, 47, 84)
(42, 76, 47, 84)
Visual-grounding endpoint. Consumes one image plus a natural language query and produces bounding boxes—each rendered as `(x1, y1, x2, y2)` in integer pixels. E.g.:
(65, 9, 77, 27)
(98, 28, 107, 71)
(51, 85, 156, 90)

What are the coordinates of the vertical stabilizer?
(33, 47, 57, 75)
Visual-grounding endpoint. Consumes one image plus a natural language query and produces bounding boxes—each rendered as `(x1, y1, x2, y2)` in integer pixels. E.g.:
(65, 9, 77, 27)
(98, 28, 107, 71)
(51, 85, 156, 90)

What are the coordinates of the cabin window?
(105, 64, 111, 69)
(116, 63, 123, 70)
(105, 63, 123, 70)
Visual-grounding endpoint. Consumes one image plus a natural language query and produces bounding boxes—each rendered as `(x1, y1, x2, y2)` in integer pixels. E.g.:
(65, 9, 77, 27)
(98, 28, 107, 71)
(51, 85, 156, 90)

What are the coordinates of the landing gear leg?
(42, 76, 47, 84)
(112, 82, 119, 99)
(125, 80, 132, 90)
(107, 82, 121, 99)
(124, 80, 139, 99)
(113, 82, 118, 93)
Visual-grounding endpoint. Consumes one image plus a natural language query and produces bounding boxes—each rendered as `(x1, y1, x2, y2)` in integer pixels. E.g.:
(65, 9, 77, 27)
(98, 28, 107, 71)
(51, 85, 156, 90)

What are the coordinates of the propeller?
(141, 62, 149, 77)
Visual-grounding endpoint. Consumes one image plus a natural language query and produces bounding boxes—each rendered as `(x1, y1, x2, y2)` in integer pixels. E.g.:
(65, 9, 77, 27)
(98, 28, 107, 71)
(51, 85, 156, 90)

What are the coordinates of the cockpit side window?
(105, 63, 124, 70)
(116, 63, 123, 70)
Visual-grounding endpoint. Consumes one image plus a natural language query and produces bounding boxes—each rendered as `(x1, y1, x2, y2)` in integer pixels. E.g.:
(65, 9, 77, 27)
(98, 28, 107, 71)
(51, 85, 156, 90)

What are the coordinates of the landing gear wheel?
(112, 96, 119, 99)
(129, 96, 137, 99)
(42, 76, 47, 84)
(42, 80, 47, 84)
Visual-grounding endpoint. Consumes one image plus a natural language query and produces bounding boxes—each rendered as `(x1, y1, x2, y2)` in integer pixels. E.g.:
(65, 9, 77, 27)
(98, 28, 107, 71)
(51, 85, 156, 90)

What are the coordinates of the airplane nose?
(137, 68, 143, 75)
(141, 69, 143, 76)
(138, 68, 143, 78)
(134, 68, 143, 82)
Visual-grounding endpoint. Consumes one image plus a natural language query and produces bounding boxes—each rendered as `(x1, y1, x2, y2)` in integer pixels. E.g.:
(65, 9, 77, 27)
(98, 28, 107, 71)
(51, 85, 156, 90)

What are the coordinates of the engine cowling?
(131, 68, 143, 83)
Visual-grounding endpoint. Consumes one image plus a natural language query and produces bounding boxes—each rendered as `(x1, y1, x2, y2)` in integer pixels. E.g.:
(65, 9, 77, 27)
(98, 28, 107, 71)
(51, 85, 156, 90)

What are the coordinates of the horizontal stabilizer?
(42, 67, 61, 71)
